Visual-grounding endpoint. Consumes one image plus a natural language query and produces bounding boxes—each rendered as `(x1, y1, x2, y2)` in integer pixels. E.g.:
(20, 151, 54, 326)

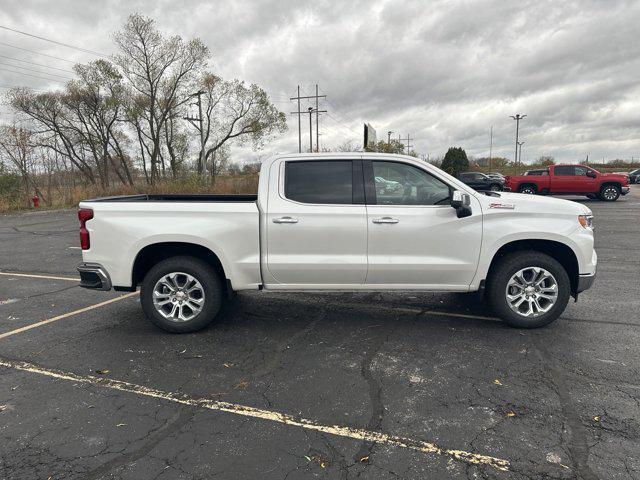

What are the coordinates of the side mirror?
(451, 190, 472, 218)
(586, 170, 597, 178)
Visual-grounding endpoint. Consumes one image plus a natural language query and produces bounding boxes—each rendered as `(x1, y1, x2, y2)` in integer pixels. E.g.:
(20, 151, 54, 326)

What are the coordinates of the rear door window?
(285, 160, 354, 204)
(554, 166, 575, 176)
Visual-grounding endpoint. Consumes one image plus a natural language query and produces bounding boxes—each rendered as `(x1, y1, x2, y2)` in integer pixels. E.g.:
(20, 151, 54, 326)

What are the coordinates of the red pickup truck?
(505, 165, 630, 201)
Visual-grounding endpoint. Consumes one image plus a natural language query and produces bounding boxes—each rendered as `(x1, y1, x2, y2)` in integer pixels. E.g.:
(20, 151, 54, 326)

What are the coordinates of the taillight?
(78, 208, 93, 250)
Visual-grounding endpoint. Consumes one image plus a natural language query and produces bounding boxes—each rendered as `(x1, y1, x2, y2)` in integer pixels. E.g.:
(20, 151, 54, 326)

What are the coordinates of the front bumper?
(77, 262, 112, 291)
(576, 270, 596, 294)
(621, 187, 630, 195)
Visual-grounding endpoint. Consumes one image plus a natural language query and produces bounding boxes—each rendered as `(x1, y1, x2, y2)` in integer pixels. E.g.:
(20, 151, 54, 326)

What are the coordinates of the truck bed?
(85, 194, 258, 203)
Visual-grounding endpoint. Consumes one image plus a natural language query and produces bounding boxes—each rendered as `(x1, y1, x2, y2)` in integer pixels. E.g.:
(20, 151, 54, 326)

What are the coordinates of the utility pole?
(510, 114, 526, 163)
(308, 107, 313, 152)
(489, 125, 493, 169)
(183, 90, 206, 174)
(517, 141, 525, 164)
(290, 86, 326, 153)
(400, 134, 413, 155)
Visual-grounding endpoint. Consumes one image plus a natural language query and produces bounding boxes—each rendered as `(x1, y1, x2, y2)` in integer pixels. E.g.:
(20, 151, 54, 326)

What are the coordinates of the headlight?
(578, 214, 594, 229)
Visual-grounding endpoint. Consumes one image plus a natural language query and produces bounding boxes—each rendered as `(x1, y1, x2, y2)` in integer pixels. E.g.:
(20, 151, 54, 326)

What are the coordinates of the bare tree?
(113, 14, 209, 183)
(193, 73, 287, 180)
(0, 125, 47, 206)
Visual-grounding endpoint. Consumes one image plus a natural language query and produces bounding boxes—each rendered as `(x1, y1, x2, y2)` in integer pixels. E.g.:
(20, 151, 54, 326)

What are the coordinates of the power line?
(0, 68, 66, 83)
(0, 41, 76, 63)
(325, 112, 359, 134)
(0, 62, 72, 80)
(0, 54, 74, 73)
(0, 24, 107, 57)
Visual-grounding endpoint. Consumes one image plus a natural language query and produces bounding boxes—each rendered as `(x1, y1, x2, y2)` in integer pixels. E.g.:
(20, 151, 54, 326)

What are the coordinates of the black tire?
(487, 251, 570, 328)
(140, 256, 223, 333)
(518, 184, 537, 195)
(586, 193, 597, 199)
(599, 184, 620, 202)
(489, 183, 501, 191)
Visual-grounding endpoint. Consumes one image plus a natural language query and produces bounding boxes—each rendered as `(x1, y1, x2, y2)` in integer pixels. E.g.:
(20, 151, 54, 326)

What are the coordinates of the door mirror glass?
(586, 170, 597, 178)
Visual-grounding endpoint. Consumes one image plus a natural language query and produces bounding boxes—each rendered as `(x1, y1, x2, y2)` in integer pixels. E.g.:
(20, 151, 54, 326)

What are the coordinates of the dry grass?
(0, 173, 259, 213)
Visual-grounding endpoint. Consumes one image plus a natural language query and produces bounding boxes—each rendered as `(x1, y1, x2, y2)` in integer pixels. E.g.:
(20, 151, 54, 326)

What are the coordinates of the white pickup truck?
(77, 153, 596, 332)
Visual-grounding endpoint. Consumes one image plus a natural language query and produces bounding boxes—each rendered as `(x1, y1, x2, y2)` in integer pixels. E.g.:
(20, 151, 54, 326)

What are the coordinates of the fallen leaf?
(235, 380, 249, 389)
(304, 455, 311, 462)
(320, 462, 327, 468)
(506, 411, 516, 417)
(179, 349, 187, 354)
(95, 369, 110, 375)
(593, 415, 600, 422)
(359, 456, 370, 462)
(223, 363, 234, 368)
(493, 379, 503, 386)
(0, 405, 7, 412)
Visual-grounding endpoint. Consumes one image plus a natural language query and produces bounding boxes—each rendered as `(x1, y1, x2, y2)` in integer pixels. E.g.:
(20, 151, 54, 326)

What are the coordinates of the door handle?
(372, 217, 399, 224)
(273, 216, 299, 224)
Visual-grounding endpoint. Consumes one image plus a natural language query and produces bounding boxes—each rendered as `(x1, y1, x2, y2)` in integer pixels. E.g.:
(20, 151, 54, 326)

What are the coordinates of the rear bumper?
(77, 263, 112, 291)
(576, 270, 596, 294)
(621, 187, 630, 195)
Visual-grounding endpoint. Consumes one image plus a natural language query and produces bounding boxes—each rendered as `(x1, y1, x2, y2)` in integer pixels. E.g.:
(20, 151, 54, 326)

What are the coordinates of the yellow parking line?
(0, 292, 138, 340)
(0, 357, 510, 471)
(0, 272, 78, 282)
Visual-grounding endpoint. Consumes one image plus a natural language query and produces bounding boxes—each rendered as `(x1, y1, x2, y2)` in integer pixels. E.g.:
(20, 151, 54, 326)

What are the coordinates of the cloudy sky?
(1, 0, 639, 164)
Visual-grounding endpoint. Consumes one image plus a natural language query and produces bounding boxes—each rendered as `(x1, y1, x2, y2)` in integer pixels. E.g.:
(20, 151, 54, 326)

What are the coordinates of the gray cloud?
(1, 0, 639, 163)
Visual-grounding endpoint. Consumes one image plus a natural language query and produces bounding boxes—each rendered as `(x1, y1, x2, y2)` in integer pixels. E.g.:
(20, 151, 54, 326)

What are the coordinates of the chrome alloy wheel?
(505, 267, 558, 318)
(602, 186, 618, 200)
(152, 272, 205, 322)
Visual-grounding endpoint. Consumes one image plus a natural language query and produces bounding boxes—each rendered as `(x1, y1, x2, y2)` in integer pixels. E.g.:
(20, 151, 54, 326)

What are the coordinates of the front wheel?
(487, 252, 570, 328)
(518, 185, 537, 195)
(599, 184, 620, 202)
(140, 256, 224, 333)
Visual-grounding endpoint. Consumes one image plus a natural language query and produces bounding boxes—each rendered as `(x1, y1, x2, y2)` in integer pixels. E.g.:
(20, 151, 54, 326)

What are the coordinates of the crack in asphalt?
(82, 406, 195, 480)
(533, 340, 599, 480)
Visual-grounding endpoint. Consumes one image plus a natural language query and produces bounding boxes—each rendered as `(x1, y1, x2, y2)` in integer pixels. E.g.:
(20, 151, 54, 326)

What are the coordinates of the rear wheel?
(518, 184, 537, 195)
(489, 183, 502, 191)
(487, 252, 570, 328)
(140, 256, 223, 333)
(599, 184, 620, 202)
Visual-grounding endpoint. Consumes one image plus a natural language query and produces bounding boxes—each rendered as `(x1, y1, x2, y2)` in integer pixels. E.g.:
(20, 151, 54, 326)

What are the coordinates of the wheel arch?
(599, 181, 621, 190)
(132, 242, 229, 293)
(485, 239, 580, 294)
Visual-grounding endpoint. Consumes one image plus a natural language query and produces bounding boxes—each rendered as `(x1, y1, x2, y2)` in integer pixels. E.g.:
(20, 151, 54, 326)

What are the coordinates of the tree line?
(0, 14, 287, 207)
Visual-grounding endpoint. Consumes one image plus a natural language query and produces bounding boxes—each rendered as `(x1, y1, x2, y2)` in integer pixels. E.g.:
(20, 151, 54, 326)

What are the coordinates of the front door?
(266, 159, 368, 286)
(365, 160, 482, 288)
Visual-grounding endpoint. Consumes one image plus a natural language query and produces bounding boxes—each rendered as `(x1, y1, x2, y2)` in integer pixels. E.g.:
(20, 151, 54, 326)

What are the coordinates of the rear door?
(550, 165, 575, 192)
(265, 158, 368, 286)
(364, 159, 482, 288)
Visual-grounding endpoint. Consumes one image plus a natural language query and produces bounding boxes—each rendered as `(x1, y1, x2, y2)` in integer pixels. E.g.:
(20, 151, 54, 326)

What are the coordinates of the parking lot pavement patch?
(0, 356, 511, 472)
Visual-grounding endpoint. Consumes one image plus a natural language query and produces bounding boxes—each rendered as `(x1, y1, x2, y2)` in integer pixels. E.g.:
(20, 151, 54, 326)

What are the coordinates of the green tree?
(441, 147, 469, 177)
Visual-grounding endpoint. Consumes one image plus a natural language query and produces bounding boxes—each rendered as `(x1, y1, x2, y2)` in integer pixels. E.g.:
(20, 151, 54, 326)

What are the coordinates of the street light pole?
(517, 141, 525, 165)
(388, 130, 393, 145)
(510, 114, 526, 163)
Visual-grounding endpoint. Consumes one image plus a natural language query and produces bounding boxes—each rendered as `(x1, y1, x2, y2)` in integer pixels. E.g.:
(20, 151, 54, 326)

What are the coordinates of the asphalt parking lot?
(1, 187, 639, 480)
